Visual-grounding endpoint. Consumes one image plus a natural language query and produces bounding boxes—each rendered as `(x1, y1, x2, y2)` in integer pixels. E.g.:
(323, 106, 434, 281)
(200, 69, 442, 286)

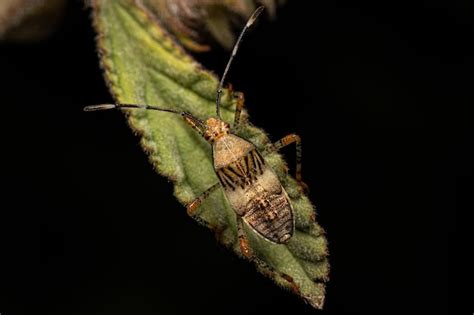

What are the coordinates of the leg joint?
(281, 133, 301, 146)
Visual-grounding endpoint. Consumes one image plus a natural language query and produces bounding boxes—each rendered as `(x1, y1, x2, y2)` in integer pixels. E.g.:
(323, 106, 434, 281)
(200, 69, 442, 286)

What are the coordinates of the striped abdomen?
(216, 148, 264, 190)
(242, 185, 293, 244)
(213, 135, 294, 244)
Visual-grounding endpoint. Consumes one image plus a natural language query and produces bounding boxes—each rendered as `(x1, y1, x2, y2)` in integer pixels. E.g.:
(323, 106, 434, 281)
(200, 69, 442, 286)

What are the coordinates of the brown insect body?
(206, 118, 294, 244)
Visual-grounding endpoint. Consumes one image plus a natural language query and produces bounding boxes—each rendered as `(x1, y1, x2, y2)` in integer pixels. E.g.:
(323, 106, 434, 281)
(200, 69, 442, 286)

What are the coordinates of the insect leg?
(237, 217, 301, 294)
(186, 183, 220, 217)
(233, 91, 245, 127)
(237, 216, 253, 258)
(264, 134, 307, 191)
(182, 113, 206, 137)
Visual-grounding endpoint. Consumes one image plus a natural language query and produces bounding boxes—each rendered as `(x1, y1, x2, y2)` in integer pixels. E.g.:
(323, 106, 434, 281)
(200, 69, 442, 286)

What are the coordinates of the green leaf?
(92, 0, 329, 309)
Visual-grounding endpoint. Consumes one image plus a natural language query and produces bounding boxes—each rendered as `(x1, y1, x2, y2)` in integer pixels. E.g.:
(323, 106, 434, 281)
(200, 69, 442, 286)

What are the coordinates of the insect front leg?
(264, 134, 308, 191)
(182, 114, 206, 137)
(233, 91, 245, 128)
(237, 217, 300, 294)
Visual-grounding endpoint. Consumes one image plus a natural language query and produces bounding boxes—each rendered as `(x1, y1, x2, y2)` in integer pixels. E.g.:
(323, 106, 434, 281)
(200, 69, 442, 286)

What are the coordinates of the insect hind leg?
(237, 217, 300, 294)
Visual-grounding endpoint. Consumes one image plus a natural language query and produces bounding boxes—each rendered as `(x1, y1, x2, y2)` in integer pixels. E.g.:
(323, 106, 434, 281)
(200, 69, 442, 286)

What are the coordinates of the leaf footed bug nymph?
(85, 6, 306, 286)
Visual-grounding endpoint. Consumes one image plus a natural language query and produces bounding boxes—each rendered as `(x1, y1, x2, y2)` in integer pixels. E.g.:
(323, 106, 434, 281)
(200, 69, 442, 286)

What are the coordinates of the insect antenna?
(215, 6, 265, 119)
(84, 103, 181, 114)
(84, 103, 205, 126)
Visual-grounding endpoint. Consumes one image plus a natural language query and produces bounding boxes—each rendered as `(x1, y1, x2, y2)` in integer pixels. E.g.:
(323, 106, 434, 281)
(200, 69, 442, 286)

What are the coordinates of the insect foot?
(297, 180, 310, 194)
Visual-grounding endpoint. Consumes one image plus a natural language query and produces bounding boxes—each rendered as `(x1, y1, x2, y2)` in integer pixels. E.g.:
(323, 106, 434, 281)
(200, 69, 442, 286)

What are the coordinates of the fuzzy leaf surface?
(92, 0, 329, 309)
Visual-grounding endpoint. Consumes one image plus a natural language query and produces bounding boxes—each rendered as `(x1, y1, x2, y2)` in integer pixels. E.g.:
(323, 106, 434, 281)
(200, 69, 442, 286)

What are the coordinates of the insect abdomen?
(243, 189, 293, 244)
(213, 135, 294, 244)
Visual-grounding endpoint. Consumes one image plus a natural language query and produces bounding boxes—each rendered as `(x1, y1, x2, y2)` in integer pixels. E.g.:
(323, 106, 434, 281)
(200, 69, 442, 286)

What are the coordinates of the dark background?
(0, 1, 467, 314)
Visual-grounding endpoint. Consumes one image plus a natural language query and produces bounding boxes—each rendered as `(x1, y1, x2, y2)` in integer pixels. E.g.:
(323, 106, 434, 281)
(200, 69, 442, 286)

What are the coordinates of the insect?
(85, 6, 306, 283)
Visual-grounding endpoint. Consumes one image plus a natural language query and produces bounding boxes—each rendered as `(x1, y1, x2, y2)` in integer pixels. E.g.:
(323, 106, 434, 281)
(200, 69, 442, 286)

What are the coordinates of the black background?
(0, 1, 467, 315)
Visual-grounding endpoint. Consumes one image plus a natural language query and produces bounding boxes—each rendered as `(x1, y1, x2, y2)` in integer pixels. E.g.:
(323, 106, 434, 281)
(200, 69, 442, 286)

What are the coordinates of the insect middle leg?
(237, 217, 300, 294)
(186, 183, 220, 217)
(264, 134, 307, 191)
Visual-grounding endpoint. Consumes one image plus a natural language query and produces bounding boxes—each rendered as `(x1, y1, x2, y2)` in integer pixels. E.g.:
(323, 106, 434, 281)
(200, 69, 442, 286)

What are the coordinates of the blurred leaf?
(92, 0, 328, 309)
(141, 0, 284, 51)
(0, 0, 65, 42)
